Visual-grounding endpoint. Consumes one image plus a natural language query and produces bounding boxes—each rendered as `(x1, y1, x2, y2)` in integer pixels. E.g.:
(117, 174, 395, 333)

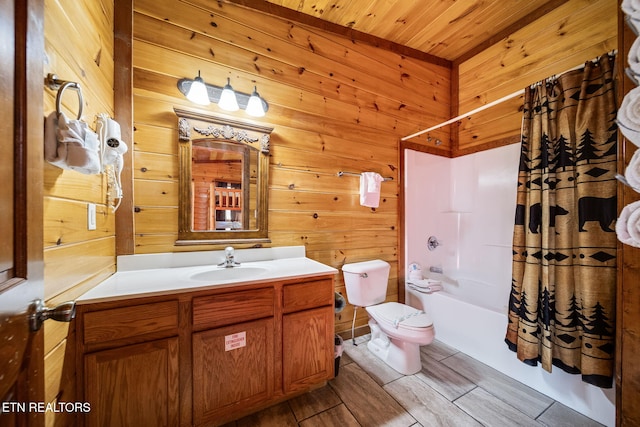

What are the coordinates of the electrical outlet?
(87, 203, 96, 230)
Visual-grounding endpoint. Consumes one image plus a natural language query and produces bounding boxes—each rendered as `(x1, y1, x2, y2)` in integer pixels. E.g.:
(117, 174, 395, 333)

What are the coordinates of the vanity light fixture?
(177, 74, 269, 117)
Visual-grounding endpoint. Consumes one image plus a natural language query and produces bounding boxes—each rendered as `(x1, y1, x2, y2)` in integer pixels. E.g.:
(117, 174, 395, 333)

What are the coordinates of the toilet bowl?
(366, 302, 434, 374)
(342, 260, 436, 375)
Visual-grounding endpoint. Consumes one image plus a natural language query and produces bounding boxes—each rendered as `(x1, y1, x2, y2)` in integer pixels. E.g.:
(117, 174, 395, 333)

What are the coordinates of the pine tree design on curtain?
(505, 54, 617, 388)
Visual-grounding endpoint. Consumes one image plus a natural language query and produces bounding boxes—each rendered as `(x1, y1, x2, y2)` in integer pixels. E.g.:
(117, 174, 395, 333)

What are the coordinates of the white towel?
(359, 172, 384, 208)
(616, 200, 640, 248)
(45, 112, 101, 174)
(629, 37, 640, 77)
(622, 0, 640, 17)
(408, 283, 443, 294)
(617, 86, 640, 147)
(407, 279, 443, 294)
(625, 149, 640, 191)
(44, 112, 65, 166)
(57, 113, 101, 174)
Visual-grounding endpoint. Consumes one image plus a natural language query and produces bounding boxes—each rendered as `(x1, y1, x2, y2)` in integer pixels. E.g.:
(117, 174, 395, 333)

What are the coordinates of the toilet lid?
(367, 302, 433, 329)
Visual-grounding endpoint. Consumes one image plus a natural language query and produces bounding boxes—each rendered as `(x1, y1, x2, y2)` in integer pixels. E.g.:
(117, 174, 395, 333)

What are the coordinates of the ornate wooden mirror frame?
(174, 108, 272, 245)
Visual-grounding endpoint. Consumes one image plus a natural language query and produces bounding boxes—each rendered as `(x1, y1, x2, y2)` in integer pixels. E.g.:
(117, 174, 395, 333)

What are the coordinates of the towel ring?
(46, 73, 84, 120)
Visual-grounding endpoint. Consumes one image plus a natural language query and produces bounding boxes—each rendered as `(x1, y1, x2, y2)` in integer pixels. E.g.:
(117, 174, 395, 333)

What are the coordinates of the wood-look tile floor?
(228, 336, 605, 427)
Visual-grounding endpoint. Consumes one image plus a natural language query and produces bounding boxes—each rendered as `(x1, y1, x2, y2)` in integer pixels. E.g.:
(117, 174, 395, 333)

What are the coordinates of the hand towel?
(628, 14, 640, 37)
(359, 172, 384, 208)
(625, 148, 640, 191)
(55, 112, 101, 174)
(407, 282, 444, 294)
(629, 207, 640, 244)
(622, 0, 640, 17)
(628, 37, 640, 77)
(407, 279, 444, 294)
(617, 86, 640, 147)
(44, 112, 67, 168)
(616, 200, 640, 248)
(625, 66, 639, 86)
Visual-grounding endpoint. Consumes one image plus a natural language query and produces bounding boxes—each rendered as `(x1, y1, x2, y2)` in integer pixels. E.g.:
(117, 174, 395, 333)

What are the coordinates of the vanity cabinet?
(84, 338, 180, 426)
(192, 287, 276, 425)
(282, 279, 335, 394)
(76, 300, 180, 427)
(75, 274, 335, 427)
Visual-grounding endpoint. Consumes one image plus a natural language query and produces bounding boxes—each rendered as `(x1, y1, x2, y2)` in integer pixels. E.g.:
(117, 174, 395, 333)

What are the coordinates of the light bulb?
(218, 78, 239, 111)
(186, 71, 210, 105)
(246, 86, 266, 117)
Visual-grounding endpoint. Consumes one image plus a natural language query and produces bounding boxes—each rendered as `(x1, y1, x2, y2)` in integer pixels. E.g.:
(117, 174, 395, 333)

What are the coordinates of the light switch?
(87, 203, 96, 230)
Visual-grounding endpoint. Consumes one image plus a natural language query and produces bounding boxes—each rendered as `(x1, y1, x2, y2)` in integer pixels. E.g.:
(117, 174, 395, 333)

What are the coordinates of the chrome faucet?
(218, 246, 241, 268)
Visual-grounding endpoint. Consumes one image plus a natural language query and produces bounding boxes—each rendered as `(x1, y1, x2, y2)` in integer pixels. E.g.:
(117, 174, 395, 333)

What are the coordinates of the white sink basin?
(189, 267, 269, 282)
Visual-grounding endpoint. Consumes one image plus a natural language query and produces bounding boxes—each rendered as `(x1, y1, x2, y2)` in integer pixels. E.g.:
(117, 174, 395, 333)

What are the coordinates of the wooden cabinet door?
(84, 338, 179, 427)
(0, 0, 45, 426)
(282, 306, 334, 394)
(192, 318, 274, 426)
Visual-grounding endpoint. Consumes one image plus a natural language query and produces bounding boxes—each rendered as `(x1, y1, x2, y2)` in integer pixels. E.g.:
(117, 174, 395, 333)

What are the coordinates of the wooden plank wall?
(42, 0, 116, 425)
(131, 0, 451, 335)
(455, 0, 618, 155)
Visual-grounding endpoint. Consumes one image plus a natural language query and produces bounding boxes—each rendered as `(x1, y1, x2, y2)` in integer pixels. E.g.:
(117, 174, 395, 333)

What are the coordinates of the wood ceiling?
(224, 0, 569, 63)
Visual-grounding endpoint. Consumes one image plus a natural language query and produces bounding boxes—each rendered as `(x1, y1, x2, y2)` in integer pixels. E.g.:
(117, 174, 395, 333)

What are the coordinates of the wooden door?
(192, 318, 275, 426)
(84, 338, 180, 427)
(282, 306, 334, 394)
(0, 0, 45, 425)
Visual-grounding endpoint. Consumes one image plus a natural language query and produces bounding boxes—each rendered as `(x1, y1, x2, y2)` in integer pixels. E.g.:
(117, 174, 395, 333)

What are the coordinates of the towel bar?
(45, 73, 84, 120)
(337, 171, 393, 181)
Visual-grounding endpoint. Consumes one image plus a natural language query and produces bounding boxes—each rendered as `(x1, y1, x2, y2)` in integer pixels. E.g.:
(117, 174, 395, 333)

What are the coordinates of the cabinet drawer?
(83, 301, 179, 346)
(283, 279, 333, 313)
(193, 287, 274, 329)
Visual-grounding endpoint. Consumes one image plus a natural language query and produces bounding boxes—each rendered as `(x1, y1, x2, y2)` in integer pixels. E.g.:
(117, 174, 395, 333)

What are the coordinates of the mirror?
(174, 108, 272, 245)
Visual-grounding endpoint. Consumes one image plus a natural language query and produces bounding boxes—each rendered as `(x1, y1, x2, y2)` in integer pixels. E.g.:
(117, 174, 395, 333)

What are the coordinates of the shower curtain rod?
(401, 52, 617, 142)
(400, 89, 524, 141)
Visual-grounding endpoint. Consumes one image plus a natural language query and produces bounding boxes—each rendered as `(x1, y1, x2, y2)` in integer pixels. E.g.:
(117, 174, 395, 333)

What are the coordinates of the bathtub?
(407, 278, 615, 427)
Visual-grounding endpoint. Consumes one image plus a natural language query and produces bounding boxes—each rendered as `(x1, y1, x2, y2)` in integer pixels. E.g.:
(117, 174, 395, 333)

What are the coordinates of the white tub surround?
(78, 246, 337, 304)
(404, 146, 615, 426)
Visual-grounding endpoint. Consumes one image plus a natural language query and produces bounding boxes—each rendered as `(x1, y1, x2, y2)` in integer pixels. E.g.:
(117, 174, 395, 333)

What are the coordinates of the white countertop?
(77, 246, 338, 304)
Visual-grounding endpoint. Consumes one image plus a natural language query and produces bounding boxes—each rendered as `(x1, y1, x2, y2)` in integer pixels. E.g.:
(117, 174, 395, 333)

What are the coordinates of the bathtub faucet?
(218, 246, 241, 268)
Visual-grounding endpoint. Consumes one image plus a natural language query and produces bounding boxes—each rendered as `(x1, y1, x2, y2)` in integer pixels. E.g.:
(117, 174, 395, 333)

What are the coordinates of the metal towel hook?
(45, 73, 84, 120)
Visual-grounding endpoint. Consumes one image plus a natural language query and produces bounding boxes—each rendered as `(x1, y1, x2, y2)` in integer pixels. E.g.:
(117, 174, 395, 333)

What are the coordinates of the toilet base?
(367, 320, 423, 375)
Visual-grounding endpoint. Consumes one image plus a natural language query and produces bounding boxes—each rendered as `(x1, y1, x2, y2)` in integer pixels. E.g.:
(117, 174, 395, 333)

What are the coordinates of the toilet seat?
(366, 302, 433, 332)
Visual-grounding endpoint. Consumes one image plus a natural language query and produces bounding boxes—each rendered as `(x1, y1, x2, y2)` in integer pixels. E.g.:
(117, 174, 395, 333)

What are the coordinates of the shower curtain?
(505, 53, 618, 388)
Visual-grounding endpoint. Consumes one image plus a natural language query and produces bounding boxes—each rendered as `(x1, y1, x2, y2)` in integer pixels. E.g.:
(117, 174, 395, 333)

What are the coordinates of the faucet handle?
(219, 246, 240, 267)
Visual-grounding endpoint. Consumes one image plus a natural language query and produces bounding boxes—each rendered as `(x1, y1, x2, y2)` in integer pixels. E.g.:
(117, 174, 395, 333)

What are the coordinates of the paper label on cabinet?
(225, 331, 246, 351)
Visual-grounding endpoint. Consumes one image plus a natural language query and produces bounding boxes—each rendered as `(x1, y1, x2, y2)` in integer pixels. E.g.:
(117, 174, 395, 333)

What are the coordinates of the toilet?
(342, 259, 435, 375)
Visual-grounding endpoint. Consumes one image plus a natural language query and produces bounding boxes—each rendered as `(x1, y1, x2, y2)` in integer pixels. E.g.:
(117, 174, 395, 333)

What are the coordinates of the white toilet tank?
(342, 260, 390, 307)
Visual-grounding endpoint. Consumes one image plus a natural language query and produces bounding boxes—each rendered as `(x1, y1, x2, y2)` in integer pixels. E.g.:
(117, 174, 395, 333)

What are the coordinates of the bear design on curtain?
(505, 53, 618, 388)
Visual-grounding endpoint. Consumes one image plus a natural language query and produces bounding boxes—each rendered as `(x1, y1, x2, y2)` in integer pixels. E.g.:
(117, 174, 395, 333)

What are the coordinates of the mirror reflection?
(191, 140, 254, 231)
(175, 108, 272, 245)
